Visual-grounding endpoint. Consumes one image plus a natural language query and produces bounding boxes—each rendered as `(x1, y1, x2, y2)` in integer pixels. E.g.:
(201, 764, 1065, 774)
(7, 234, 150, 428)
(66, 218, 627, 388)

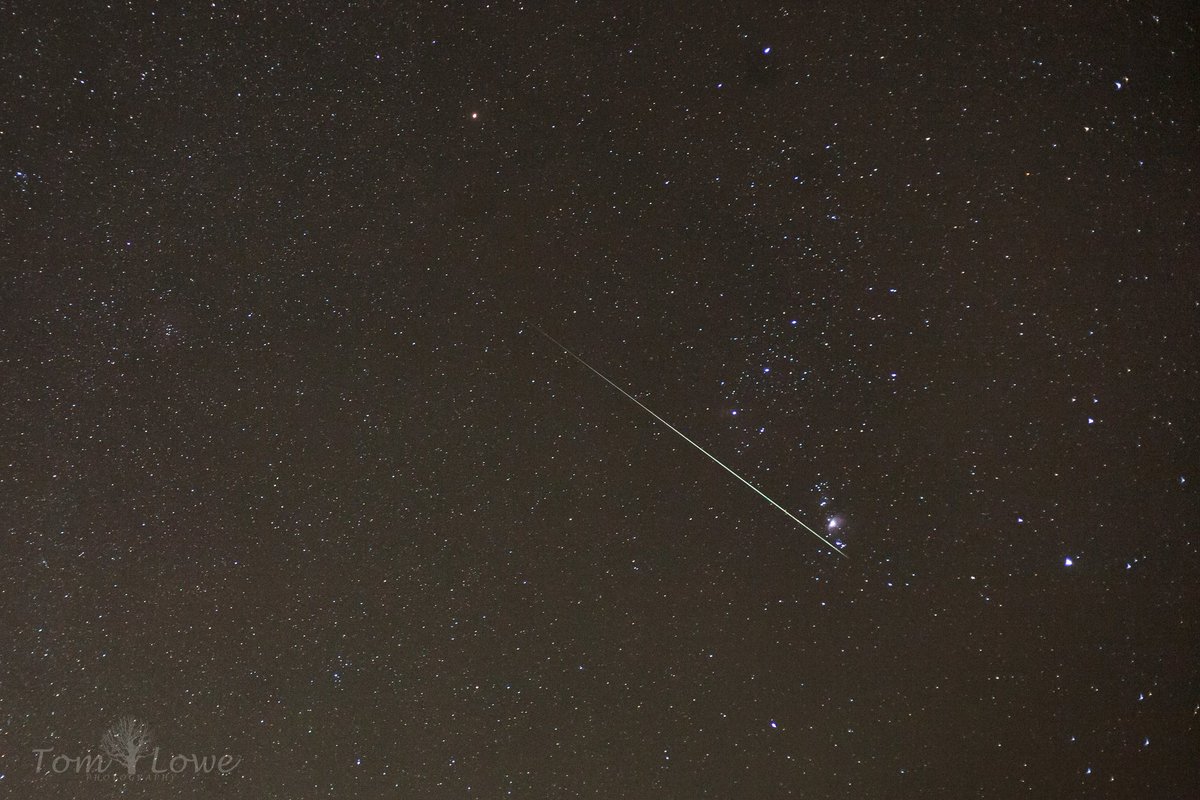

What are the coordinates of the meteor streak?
(530, 325, 847, 557)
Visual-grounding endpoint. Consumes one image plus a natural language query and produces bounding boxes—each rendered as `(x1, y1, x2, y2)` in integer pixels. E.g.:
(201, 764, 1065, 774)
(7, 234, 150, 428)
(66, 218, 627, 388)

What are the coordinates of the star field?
(1, 3, 1197, 798)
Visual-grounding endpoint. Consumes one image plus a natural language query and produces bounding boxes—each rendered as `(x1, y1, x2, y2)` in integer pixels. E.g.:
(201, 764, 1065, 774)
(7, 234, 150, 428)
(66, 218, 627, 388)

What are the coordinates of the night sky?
(2, 3, 1198, 798)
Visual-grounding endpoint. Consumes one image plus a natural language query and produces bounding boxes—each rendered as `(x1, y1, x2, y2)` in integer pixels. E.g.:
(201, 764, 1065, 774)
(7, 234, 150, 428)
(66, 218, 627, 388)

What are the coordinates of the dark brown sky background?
(1, 2, 1197, 797)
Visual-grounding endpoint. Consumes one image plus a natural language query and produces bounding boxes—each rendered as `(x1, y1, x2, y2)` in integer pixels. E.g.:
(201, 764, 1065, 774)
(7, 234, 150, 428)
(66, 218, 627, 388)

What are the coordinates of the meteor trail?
(530, 325, 847, 558)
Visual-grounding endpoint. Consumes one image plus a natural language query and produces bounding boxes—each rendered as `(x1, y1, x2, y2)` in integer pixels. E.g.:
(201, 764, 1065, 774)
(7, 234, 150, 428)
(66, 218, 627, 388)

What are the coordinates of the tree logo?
(99, 716, 153, 776)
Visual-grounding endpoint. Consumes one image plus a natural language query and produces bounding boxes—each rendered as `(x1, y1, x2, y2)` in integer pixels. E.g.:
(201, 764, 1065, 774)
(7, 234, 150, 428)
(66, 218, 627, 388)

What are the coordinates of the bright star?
(1064, 556, 1074, 567)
